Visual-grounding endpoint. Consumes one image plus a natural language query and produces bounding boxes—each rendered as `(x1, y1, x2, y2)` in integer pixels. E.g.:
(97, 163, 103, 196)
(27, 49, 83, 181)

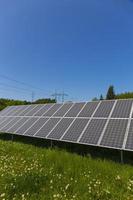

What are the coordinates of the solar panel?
(111, 100, 132, 118)
(79, 119, 107, 145)
(78, 102, 99, 117)
(25, 105, 44, 116)
(0, 117, 14, 129)
(24, 118, 49, 136)
(35, 118, 60, 138)
(47, 118, 74, 140)
(93, 101, 115, 118)
(43, 104, 62, 116)
(0, 117, 21, 132)
(0, 117, 8, 124)
(34, 104, 53, 116)
(100, 119, 128, 148)
(4, 106, 19, 116)
(125, 120, 133, 150)
(7, 117, 29, 133)
(19, 105, 37, 116)
(0, 106, 12, 116)
(53, 103, 73, 117)
(62, 118, 89, 142)
(15, 118, 38, 135)
(1, 100, 133, 152)
(11, 106, 27, 116)
(65, 103, 85, 117)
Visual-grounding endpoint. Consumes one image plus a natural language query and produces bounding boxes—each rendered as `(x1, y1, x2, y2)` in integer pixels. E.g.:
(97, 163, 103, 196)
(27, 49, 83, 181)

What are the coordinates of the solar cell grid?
(94, 100, 115, 118)
(79, 119, 107, 145)
(19, 105, 37, 116)
(11, 106, 28, 116)
(35, 118, 61, 138)
(43, 104, 62, 116)
(62, 118, 89, 142)
(7, 117, 29, 133)
(0, 117, 14, 129)
(0, 106, 12, 116)
(53, 103, 73, 117)
(25, 105, 44, 116)
(4, 106, 19, 116)
(65, 103, 85, 117)
(0, 117, 8, 125)
(78, 102, 99, 117)
(24, 118, 49, 136)
(125, 120, 133, 150)
(34, 104, 53, 116)
(47, 118, 74, 140)
(15, 118, 38, 135)
(100, 119, 128, 148)
(0, 117, 21, 132)
(111, 100, 133, 118)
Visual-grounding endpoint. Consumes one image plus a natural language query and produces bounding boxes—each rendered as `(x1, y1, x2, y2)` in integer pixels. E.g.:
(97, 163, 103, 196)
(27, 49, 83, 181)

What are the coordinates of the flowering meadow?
(0, 140, 133, 199)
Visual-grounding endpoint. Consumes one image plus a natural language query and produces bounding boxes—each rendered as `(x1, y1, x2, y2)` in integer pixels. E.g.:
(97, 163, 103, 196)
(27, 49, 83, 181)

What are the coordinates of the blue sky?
(0, 0, 133, 102)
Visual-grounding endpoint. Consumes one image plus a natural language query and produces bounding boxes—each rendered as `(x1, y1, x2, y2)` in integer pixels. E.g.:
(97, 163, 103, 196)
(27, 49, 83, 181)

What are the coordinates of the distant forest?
(93, 85, 133, 101)
(0, 98, 56, 111)
(0, 85, 133, 111)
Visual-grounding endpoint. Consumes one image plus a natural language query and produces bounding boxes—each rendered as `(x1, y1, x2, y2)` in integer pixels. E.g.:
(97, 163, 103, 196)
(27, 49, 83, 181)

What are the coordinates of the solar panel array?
(0, 99, 133, 151)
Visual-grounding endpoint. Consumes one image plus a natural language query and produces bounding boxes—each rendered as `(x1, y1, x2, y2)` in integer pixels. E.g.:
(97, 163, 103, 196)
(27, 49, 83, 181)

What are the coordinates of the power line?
(51, 91, 68, 103)
(0, 74, 48, 93)
(0, 82, 32, 92)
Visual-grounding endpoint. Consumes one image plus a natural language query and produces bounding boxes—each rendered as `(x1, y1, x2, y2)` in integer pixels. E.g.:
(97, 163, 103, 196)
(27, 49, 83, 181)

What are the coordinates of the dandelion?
(65, 184, 70, 190)
(0, 193, 5, 197)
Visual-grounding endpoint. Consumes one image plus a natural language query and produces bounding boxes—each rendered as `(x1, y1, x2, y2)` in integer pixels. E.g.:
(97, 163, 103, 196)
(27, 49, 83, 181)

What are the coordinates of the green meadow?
(0, 139, 133, 200)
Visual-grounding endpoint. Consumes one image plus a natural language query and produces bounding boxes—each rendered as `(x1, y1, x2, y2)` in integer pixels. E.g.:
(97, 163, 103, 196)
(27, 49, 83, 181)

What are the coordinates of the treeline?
(93, 85, 133, 101)
(0, 98, 56, 111)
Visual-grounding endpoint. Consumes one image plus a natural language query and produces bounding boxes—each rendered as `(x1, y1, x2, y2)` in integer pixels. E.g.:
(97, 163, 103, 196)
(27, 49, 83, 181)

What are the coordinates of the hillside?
(0, 140, 133, 200)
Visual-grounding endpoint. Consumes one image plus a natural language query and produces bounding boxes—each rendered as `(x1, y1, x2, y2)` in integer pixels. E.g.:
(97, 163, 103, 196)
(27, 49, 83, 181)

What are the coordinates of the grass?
(0, 140, 133, 200)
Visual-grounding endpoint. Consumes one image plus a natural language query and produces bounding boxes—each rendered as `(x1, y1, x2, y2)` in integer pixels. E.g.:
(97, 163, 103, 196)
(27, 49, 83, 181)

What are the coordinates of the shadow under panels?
(111, 100, 133, 118)
(100, 119, 128, 149)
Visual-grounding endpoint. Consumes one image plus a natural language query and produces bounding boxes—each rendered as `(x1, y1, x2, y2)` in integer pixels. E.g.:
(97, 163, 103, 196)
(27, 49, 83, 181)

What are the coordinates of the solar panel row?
(0, 99, 133, 151)
(0, 100, 133, 118)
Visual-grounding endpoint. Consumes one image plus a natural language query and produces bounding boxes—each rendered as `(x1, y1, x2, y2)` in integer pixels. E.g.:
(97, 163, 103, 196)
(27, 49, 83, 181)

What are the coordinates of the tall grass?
(0, 140, 133, 200)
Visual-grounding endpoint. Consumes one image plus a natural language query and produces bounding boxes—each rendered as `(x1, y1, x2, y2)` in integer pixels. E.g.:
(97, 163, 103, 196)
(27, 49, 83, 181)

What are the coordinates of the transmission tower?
(51, 91, 68, 103)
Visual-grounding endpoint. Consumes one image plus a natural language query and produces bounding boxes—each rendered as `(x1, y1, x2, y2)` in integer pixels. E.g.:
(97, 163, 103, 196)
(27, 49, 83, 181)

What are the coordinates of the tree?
(100, 94, 104, 100)
(106, 85, 115, 100)
(34, 98, 56, 104)
(92, 97, 98, 101)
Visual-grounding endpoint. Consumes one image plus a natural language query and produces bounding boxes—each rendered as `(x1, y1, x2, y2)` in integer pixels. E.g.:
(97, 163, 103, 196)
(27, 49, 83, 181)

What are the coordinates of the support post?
(11, 134, 14, 141)
(50, 140, 53, 148)
(120, 150, 124, 164)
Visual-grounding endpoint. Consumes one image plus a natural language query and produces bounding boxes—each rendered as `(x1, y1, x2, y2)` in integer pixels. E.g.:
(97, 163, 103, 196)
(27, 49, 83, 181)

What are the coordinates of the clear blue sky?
(0, 0, 133, 102)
